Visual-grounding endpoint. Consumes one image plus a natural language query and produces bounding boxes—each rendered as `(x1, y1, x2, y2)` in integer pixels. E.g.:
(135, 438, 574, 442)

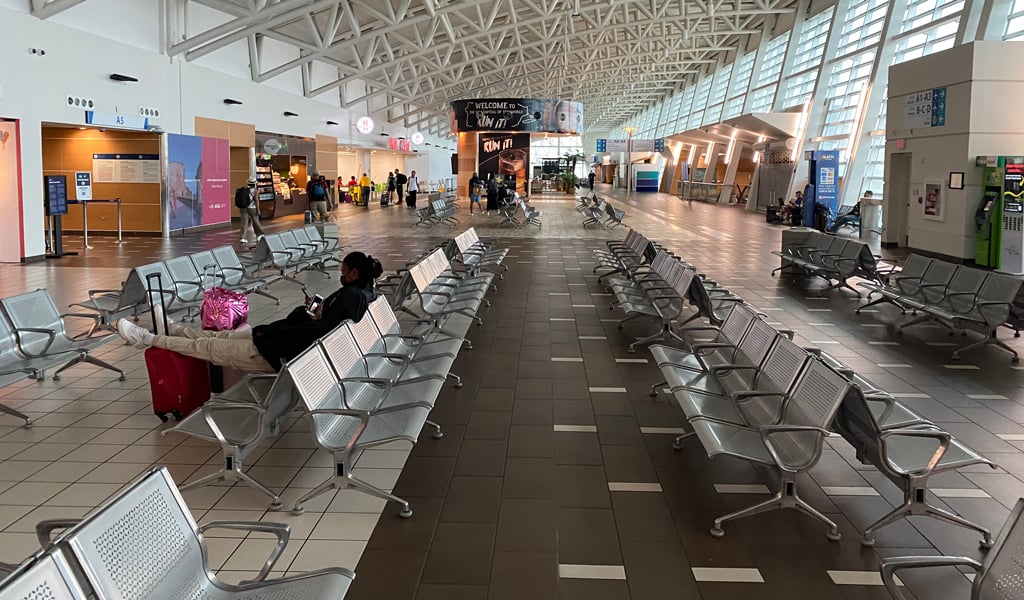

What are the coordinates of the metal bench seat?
(0, 290, 123, 382)
(348, 304, 460, 388)
(856, 253, 934, 313)
(191, 249, 278, 305)
(685, 359, 851, 540)
(907, 272, 1022, 361)
(649, 303, 758, 376)
(668, 333, 810, 450)
(661, 317, 780, 395)
(834, 386, 998, 548)
(290, 345, 431, 517)
(520, 199, 542, 227)
(57, 466, 354, 599)
(897, 265, 987, 315)
(582, 200, 607, 228)
(67, 267, 151, 338)
(603, 202, 627, 227)
(367, 295, 465, 358)
(162, 356, 299, 508)
(210, 245, 283, 304)
(254, 233, 314, 289)
(162, 256, 209, 322)
(879, 498, 1024, 600)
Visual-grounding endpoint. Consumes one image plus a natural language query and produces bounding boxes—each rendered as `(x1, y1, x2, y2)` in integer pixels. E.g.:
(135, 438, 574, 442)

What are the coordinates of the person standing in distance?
(306, 172, 329, 222)
(407, 170, 420, 208)
(358, 172, 372, 209)
(395, 169, 408, 206)
(238, 177, 265, 244)
(468, 172, 485, 215)
(588, 170, 596, 191)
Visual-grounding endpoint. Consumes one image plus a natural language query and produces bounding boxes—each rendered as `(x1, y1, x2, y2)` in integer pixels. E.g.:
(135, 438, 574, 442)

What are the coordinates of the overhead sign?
(411, 132, 424, 145)
(904, 87, 947, 129)
(388, 137, 412, 152)
(75, 171, 92, 200)
(597, 138, 665, 153)
(85, 111, 149, 130)
(450, 99, 582, 134)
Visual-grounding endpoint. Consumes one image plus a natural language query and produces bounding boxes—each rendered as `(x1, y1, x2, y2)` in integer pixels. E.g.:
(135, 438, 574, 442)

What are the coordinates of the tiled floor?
(2, 186, 1023, 599)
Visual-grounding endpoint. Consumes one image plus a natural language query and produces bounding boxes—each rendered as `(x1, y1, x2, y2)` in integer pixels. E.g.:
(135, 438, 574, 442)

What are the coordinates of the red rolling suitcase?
(144, 273, 211, 422)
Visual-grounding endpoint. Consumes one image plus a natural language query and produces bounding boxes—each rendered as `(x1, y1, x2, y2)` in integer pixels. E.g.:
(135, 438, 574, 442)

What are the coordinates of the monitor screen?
(44, 175, 68, 216)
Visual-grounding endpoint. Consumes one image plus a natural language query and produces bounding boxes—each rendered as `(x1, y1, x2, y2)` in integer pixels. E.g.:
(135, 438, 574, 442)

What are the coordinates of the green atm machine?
(975, 157, 1016, 267)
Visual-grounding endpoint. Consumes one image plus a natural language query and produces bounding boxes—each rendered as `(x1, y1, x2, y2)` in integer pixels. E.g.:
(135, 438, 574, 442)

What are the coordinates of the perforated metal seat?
(162, 256, 207, 322)
(58, 467, 354, 600)
(253, 233, 313, 289)
(662, 317, 781, 395)
(0, 290, 123, 382)
(649, 303, 758, 378)
(0, 553, 88, 599)
(880, 498, 1024, 600)
(162, 363, 299, 509)
(686, 360, 850, 540)
(857, 253, 934, 313)
(210, 245, 282, 305)
(833, 385, 999, 548)
(67, 263, 152, 338)
(289, 345, 430, 517)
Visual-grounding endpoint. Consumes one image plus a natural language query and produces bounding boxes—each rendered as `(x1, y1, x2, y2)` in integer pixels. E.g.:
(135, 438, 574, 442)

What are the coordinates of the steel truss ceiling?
(34, 0, 800, 133)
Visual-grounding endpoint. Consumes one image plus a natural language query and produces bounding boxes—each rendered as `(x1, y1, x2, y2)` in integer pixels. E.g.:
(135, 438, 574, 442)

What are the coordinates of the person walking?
(485, 174, 499, 214)
(407, 170, 420, 208)
(468, 172, 485, 215)
(588, 170, 596, 190)
(306, 173, 329, 222)
(395, 169, 408, 206)
(114, 252, 383, 372)
(238, 177, 265, 244)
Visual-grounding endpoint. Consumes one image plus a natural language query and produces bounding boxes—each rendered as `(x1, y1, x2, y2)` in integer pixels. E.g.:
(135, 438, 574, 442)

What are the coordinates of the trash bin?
(860, 199, 882, 239)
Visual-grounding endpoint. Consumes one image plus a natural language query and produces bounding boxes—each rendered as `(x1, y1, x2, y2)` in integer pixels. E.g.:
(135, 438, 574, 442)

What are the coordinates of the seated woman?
(114, 252, 384, 372)
(828, 190, 870, 233)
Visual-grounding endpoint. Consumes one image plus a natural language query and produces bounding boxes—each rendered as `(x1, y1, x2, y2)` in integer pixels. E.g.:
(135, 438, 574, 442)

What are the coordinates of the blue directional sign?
(931, 87, 947, 127)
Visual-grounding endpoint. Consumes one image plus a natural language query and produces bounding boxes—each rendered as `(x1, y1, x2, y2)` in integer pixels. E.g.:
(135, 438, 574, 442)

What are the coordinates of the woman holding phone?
(113, 252, 383, 372)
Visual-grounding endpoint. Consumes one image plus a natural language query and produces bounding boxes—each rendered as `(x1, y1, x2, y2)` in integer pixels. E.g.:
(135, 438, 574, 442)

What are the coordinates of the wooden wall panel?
(315, 135, 338, 182)
(42, 128, 161, 233)
(457, 132, 477, 198)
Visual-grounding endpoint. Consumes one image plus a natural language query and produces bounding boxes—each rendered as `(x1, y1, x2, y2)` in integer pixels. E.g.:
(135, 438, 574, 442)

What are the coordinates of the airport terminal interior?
(4, 0, 1024, 599)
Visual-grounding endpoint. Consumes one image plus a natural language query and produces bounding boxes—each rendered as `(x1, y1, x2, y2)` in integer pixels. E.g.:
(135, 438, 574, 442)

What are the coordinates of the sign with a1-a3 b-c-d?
(75, 171, 92, 200)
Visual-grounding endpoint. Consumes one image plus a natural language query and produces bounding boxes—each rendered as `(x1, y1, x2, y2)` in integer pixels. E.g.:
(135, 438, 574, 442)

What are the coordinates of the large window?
(1008, 0, 1024, 38)
(837, 0, 889, 56)
(723, 51, 757, 119)
(781, 8, 834, 108)
(747, 33, 788, 112)
(821, 50, 876, 174)
(703, 63, 733, 125)
(530, 136, 586, 178)
(688, 74, 714, 129)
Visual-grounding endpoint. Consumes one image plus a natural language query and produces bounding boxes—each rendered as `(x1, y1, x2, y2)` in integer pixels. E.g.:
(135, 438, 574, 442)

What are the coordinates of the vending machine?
(976, 158, 1010, 268)
(1001, 160, 1024, 274)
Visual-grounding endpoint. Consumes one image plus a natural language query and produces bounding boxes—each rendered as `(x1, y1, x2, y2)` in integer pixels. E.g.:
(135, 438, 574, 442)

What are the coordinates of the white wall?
(885, 42, 1024, 260)
(0, 5, 453, 260)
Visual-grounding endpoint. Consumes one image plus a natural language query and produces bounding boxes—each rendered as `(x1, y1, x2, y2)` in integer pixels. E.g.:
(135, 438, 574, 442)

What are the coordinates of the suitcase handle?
(146, 273, 170, 335)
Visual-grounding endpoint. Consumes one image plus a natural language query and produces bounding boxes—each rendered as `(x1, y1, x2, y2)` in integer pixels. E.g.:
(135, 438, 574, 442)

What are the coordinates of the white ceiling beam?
(30, 0, 87, 19)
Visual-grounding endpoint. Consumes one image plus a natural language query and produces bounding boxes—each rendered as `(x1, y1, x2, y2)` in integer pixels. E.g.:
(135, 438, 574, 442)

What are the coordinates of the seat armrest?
(35, 518, 82, 548)
(877, 427, 951, 477)
(14, 327, 57, 357)
(197, 520, 290, 582)
(199, 401, 265, 447)
(760, 425, 830, 472)
(879, 556, 981, 600)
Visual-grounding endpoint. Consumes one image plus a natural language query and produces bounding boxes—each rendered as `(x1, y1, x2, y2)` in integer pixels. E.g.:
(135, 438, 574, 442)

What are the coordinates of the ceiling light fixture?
(283, 111, 299, 117)
(109, 73, 138, 83)
(326, 120, 339, 125)
(223, 98, 243, 105)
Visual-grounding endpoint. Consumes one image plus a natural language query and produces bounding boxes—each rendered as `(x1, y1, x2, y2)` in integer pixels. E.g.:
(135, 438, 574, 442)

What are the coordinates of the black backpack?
(234, 187, 251, 209)
(310, 181, 326, 200)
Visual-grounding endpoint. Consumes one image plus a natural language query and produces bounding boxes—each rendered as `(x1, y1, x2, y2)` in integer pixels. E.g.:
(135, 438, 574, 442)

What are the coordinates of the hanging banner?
(810, 150, 839, 222)
(166, 134, 230, 230)
(477, 133, 530, 197)
(450, 99, 582, 134)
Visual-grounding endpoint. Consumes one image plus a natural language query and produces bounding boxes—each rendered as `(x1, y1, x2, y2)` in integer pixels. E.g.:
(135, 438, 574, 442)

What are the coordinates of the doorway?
(0, 119, 22, 262)
(888, 153, 911, 247)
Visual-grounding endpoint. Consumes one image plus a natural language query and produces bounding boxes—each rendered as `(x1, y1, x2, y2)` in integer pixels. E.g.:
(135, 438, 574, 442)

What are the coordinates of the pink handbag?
(201, 287, 249, 331)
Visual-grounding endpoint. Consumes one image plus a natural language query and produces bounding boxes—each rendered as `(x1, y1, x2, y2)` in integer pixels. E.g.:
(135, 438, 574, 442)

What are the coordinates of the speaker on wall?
(451, 154, 458, 175)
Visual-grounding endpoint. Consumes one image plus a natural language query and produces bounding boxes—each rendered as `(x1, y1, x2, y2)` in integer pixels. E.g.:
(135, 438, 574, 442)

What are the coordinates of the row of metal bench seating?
(579, 193, 628, 229)
(648, 301, 997, 548)
(857, 253, 1024, 362)
(595, 229, 746, 352)
(0, 235, 508, 597)
(413, 196, 460, 228)
(68, 224, 343, 339)
(0, 466, 356, 599)
(771, 230, 893, 296)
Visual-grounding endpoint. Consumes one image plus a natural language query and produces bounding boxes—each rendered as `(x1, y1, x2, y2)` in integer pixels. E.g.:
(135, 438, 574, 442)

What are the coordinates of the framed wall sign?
(948, 171, 964, 189)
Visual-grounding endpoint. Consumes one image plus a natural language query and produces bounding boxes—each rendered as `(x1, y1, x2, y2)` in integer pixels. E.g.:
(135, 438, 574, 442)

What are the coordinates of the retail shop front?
(450, 99, 583, 199)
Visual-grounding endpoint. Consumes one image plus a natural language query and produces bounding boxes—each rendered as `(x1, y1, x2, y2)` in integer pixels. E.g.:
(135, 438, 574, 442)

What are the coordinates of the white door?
(0, 120, 22, 263)
(888, 153, 912, 247)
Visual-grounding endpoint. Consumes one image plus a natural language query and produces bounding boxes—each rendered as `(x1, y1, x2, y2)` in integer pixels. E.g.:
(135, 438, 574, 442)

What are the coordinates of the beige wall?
(457, 132, 477, 198)
(42, 127, 161, 233)
(195, 117, 255, 219)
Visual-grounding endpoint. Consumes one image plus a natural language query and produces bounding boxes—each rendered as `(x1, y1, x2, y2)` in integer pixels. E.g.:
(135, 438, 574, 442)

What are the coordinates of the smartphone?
(306, 293, 324, 316)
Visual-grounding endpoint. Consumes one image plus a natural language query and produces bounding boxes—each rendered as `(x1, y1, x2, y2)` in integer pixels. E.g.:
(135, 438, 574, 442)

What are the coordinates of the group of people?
(776, 189, 873, 232)
(466, 172, 517, 215)
(340, 169, 420, 208)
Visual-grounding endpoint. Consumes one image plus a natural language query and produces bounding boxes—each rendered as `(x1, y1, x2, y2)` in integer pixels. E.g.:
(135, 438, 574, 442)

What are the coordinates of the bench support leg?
(711, 476, 840, 541)
(862, 484, 994, 548)
(293, 455, 413, 518)
(53, 352, 126, 381)
(180, 453, 282, 509)
(425, 419, 444, 439)
(253, 287, 281, 306)
(951, 329, 1020, 363)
